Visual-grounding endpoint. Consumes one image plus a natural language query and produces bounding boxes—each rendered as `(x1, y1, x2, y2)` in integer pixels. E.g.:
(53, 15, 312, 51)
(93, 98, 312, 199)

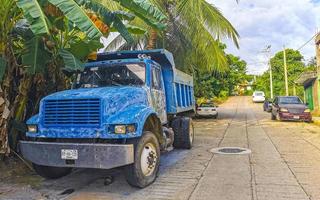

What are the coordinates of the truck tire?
(172, 117, 194, 149)
(33, 163, 72, 179)
(124, 131, 160, 188)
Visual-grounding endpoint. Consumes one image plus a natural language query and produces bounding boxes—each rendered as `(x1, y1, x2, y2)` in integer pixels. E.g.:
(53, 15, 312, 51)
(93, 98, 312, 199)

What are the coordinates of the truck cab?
(20, 49, 195, 188)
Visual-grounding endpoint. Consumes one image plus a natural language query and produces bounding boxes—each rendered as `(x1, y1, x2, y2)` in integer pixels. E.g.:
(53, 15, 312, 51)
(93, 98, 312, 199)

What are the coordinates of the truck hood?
(43, 86, 150, 117)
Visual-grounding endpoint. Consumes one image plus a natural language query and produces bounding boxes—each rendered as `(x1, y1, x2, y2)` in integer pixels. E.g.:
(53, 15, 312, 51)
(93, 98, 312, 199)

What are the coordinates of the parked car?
(20, 49, 195, 188)
(263, 99, 272, 112)
(271, 96, 312, 122)
(252, 91, 265, 103)
(196, 102, 218, 118)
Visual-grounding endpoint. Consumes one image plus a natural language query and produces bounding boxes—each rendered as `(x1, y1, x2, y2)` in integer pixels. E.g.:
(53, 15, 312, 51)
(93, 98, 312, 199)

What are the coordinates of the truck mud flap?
(20, 141, 134, 169)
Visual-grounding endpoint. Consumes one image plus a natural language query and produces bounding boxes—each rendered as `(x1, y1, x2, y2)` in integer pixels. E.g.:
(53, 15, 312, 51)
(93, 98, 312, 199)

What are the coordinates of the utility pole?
(262, 45, 273, 98)
(283, 46, 289, 96)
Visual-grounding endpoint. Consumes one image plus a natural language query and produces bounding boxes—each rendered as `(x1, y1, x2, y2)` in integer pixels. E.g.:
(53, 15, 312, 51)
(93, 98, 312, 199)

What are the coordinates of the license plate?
(293, 115, 300, 119)
(61, 149, 78, 160)
(204, 109, 209, 111)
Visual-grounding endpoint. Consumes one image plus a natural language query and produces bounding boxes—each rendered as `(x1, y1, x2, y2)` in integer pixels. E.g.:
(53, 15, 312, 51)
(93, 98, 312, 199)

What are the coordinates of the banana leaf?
(69, 39, 103, 61)
(76, 0, 134, 43)
(48, 0, 103, 39)
(17, 0, 50, 35)
(113, 0, 167, 30)
(59, 49, 84, 72)
(22, 37, 50, 74)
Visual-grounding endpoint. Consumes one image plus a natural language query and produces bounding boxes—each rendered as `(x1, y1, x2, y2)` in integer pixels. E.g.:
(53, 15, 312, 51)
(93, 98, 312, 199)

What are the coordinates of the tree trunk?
(9, 75, 33, 150)
(146, 29, 158, 50)
(0, 44, 18, 156)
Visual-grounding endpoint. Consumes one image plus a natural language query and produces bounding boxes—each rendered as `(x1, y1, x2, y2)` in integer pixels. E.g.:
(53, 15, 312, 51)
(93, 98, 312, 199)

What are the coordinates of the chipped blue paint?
(26, 49, 195, 139)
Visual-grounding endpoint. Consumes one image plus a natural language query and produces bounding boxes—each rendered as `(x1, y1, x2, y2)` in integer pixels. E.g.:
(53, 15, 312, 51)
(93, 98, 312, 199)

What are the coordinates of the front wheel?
(124, 131, 160, 188)
(33, 163, 72, 179)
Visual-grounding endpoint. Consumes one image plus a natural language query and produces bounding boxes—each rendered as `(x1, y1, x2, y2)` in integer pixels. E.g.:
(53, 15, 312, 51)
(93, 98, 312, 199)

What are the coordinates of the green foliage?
(17, 0, 50, 35)
(48, 0, 103, 39)
(113, 0, 167, 30)
(0, 57, 7, 81)
(58, 49, 84, 71)
(194, 53, 248, 99)
(76, 0, 134, 43)
(255, 49, 307, 99)
(69, 39, 103, 61)
(21, 37, 50, 74)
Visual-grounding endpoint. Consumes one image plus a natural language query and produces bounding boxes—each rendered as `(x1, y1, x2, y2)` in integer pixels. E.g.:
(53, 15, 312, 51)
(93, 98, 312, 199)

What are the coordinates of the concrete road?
(1, 96, 320, 200)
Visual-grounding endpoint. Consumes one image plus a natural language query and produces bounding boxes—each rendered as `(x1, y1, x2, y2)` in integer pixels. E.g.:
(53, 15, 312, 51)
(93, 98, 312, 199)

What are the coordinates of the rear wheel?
(172, 117, 194, 149)
(124, 131, 160, 188)
(33, 164, 72, 179)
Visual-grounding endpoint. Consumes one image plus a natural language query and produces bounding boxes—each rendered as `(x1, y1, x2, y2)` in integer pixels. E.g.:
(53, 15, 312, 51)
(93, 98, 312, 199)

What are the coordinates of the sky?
(211, 0, 320, 75)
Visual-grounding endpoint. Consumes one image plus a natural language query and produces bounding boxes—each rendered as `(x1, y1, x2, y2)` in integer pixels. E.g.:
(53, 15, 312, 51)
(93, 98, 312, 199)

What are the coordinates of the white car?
(196, 103, 218, 118)
(252, 91, 265, 103)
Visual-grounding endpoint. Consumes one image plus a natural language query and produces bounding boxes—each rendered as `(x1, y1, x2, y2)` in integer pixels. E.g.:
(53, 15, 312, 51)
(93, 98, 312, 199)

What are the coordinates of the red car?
(271, 96, 312, 122)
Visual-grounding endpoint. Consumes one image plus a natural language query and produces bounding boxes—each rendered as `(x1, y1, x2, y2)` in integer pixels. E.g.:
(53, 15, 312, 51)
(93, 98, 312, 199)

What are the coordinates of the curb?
(313, 119, 320, 126)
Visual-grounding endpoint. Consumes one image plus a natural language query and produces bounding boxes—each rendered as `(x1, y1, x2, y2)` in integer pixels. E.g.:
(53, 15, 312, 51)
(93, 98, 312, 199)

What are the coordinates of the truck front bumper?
(20, 141, 134, 169)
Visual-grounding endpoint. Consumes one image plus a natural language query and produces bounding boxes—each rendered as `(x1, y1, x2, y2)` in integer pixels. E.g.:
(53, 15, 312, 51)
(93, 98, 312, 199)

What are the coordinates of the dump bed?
(95, 49, 195, 114)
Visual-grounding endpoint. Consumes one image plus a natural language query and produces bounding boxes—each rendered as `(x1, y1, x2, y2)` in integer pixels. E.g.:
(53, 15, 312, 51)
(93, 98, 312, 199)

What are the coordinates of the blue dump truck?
(20, 49, 195, 188)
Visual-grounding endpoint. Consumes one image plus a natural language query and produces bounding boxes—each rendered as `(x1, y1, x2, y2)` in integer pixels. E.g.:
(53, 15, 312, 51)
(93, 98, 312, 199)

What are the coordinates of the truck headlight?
(304, 109, 311, 113)
(114, 125, 126, 134)
(113, 124, 136, 134)
(27, 125, 38, 133)
(280, 108, 288, 112)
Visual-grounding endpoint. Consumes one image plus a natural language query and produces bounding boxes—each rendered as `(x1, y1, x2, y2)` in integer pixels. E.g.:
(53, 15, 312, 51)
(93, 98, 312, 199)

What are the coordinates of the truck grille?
(43, 99, 101, 127)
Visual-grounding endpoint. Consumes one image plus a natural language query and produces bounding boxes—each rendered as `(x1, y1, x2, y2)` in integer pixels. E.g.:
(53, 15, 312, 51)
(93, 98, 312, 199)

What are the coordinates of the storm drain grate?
(210, 147, 251, 155)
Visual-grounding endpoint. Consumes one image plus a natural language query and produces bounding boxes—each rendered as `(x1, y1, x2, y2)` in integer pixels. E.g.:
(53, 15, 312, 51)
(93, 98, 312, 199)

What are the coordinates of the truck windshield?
(74, 63, 145, 88)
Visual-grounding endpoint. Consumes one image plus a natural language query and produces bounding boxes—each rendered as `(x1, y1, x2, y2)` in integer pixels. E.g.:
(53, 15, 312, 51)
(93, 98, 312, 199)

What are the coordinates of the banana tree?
(0, 0, 23, 156)
(0, 0, 167, 155)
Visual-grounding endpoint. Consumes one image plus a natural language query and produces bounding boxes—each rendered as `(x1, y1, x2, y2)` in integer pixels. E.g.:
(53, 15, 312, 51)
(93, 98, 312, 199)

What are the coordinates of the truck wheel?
(33, 163, 72, 179)
(172, 117, 194, 149)
(124, 131, 160, 188)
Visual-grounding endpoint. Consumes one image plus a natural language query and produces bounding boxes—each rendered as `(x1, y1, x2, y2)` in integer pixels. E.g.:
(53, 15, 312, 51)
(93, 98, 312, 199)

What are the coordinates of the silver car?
(196, 103, 218, 118)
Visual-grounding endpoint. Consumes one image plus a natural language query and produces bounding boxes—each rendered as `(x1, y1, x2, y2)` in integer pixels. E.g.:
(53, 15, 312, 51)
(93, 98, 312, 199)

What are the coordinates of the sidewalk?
(312, 116, 320, 126)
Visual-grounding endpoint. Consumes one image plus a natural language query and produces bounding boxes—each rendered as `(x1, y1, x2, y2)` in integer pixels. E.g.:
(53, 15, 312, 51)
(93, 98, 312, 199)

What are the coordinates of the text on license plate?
(293, 115, 300, 119)
(61, 149, 78, 160)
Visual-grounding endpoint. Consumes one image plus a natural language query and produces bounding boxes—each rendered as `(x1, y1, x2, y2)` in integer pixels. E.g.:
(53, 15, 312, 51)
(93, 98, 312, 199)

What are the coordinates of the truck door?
(151, 65, 167, 123)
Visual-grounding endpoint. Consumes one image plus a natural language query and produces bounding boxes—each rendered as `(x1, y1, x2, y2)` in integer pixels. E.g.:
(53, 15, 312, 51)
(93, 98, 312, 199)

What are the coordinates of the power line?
(296, 33, 318, 51)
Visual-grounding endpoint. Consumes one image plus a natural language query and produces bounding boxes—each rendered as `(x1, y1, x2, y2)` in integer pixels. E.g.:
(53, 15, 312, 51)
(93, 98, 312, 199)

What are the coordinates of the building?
(295, 71, 318, 110)
(295, 33, 320, 112)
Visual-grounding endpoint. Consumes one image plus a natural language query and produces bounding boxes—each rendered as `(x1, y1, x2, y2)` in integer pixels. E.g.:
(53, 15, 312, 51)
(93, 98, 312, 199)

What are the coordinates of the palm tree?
(106, 0, 239, 73)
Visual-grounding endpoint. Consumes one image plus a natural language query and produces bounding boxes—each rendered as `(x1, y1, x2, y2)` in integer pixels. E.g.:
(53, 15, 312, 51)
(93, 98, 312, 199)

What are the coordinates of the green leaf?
(113, 11, 135, 21)
(112, 18, 134, 43)
(110, 24, 146, 35)
(112, 0, 167, 30)
(69, 39, 103, 61)
(126, 25, 146, 34)
(0, 57, 7, 81)
(17, 0, 50, 35)
(59, 49, 84, 71)
(22, 37, 50, 74)
(48, 0, 103, 39)
(76, 0, 134, 43)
